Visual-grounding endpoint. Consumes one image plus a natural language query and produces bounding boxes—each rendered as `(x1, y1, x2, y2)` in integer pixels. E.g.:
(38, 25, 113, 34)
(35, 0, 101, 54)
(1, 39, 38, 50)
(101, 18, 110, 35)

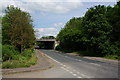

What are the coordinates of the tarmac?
(2, 49, 119, 74)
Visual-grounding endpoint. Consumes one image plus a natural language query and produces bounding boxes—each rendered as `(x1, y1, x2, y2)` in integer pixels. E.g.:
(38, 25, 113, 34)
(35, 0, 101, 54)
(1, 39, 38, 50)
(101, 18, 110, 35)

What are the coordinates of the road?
(3, 49, 118, 78)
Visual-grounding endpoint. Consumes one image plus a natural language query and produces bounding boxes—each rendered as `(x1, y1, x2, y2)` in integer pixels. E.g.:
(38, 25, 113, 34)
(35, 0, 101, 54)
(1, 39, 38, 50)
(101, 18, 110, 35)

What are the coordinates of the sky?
(0, 0, 117, 39)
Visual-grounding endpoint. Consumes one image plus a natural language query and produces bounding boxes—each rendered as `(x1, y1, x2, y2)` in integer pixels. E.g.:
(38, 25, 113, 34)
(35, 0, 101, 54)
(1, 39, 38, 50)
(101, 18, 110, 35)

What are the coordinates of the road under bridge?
(36, 39, 59, 49)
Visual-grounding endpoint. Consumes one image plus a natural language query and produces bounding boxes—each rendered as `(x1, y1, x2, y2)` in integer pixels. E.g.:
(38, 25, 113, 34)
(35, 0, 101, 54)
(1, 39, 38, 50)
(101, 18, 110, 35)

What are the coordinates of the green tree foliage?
(65, 17, 83, 29)
(82, 5, 112, 56)
(107, 2, 120, 42)
(106, 2, 120, 56)
(57, 28, 83, 52)
(57, 2, 120, 57)
(2, 45, 19, 61)
(0, 17, 2, 44)
(57, 17, 84, 52)
(2, 6, 35, 52)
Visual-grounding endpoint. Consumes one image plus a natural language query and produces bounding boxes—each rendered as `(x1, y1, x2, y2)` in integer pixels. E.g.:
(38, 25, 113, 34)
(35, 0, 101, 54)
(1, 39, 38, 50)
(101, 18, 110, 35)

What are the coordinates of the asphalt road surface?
(3, 49, 118, 78)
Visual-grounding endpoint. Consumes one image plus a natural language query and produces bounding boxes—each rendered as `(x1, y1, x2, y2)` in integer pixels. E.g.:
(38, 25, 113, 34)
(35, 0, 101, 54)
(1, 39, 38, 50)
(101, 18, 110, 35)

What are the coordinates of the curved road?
(3, 49, 119, 79)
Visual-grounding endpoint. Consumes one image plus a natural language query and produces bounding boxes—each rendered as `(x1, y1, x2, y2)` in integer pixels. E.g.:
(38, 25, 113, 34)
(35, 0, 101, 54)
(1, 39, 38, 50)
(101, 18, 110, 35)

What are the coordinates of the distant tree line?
(56, 1, 120, 57)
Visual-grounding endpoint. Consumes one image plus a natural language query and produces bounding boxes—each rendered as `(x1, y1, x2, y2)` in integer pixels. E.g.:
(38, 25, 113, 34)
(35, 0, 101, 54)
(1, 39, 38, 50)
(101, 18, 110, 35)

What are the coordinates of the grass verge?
(102, 55, 119, 60)
(2, 53, 37, 69)
(72, 51, 119, 60)
(72, 51, 90, 56)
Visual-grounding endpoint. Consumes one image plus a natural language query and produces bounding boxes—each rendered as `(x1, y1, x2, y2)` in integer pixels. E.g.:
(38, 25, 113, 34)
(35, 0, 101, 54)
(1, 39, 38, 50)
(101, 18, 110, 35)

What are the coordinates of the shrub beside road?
(2, 45, 37, 68)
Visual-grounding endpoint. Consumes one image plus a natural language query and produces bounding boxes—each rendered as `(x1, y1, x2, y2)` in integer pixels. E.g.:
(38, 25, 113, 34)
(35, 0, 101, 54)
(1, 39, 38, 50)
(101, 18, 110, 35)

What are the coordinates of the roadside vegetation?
(2, 6, 37, 68)
(0, 17, 2, 63)
(56, 2, 120, 60)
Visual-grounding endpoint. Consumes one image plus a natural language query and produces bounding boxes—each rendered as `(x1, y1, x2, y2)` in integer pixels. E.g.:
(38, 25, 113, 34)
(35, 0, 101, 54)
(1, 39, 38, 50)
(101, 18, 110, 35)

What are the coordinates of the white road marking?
(69, 71, 73, 74)
(77, 76, 82, 78)
(81, 74, 86, 77)
(60, 63, 64, 66)
(43, 52, 87, 78)
(63, 65, 66, 67)
(77, 72, 80, 74)
(61, 67, 69, 72)
(44, 54, 60, 64)
(73, 74, 77, 76)
(89, 63, 101, 66)
(61, 67, 82, 78)
(66, 66, 70, 69)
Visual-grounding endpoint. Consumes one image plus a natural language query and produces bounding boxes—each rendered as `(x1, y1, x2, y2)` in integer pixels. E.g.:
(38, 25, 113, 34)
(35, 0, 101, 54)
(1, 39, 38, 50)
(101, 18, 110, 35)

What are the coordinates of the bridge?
(36, 39, 59, 49)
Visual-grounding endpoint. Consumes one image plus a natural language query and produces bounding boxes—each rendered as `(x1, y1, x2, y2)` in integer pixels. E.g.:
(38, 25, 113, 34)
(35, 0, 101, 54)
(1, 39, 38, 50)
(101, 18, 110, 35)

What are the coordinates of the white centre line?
(77, 76, 82, 78)
(81, 74, 86, 77)
(77, 72, 80, 74)
(61, 67, 82, 78)
(89, 63, 101, 66)
(73, 74, 77, 76)
(42, 51, 86, 78)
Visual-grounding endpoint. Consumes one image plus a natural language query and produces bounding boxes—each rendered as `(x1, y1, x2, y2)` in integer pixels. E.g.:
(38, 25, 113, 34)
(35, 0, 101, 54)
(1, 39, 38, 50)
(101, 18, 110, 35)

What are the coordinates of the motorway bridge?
(36, 39, 59, 49)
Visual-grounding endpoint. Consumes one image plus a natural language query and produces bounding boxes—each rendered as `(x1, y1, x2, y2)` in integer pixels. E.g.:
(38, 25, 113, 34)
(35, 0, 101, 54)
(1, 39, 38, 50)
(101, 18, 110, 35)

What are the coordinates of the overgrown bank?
(2, 45, 37, 68)
(56, 2, 120, 60)
(2, 6, 36, 68)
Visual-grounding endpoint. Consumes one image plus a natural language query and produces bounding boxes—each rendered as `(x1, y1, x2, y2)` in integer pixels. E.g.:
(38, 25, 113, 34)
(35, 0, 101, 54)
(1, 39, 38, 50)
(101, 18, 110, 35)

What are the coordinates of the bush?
(104, 55, 119, 60)
(2, 48, 37, 68)
(55, 45, 62, 51)
(2, 45, 19, 61)
(2, 53, 37, 68)
(73, 51, 93, 56)
(22, 49, 34, 58)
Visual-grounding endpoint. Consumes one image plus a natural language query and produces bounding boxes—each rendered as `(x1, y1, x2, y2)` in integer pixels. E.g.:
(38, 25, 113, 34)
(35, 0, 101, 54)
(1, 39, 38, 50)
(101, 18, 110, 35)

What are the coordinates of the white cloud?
(53, 22, 64, 28)
(53, 22, 65, 30)
(34, 22, 65, 39)
(20, 0, 82, 2)
(34, 27, 57, 39)
(1, 0, 83, 15)
(11, 0, 116, 2)
(0, 0, 116, 16)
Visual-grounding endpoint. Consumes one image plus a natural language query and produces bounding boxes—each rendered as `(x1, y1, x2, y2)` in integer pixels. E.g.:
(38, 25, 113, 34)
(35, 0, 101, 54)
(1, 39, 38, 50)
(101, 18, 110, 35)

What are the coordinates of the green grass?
(102, 55, 119, 60)
(2, 53, 37, 68)
(72, 51, 119, 60)
(72, 51, 92, 56)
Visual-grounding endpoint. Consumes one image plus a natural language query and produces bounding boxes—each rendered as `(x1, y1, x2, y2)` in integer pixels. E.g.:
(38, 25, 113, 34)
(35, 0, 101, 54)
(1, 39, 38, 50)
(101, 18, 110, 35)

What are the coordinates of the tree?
(57, 2, 120, 57)
(0, 17, 2, 44)
(82, 5, 112, 56)
(106, 1, 120, 56)
(2, 5, 35, 52)
(57, 17, 84, 52)
(65, 17, 83, 29)
(107, 1, 120, 42)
